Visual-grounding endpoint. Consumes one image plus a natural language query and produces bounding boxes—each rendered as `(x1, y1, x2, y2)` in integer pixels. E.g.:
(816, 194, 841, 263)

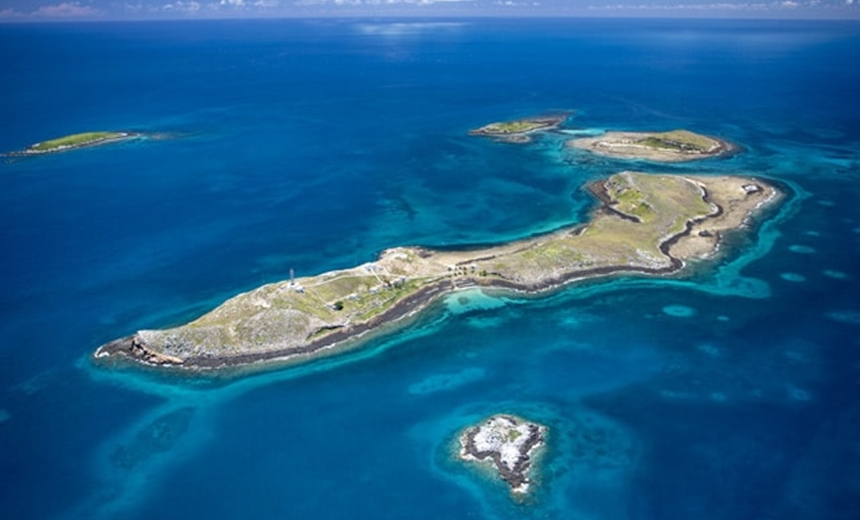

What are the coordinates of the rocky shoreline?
(95, 281, 454, 371)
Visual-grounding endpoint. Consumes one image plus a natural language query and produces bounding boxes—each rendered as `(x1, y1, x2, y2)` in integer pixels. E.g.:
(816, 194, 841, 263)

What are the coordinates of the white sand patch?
(721, 276, 771, 299)
(408, 368, 486, 395)
(710, 392, 728, 402)
(784, 350, 810, 364)
(788, 386, 811, 402)
(789, 245, 817, 254)
(662, 304, 696, 318)
(826, 310, 860, 325)
(465, 316, 504, 329)
(660, 390, 694, 400)
(559, 128, 606, 137)
(557, 312, 600, 329)
(444, 288, 505, 315)
(780, 272, 806, 282)
(696, 343, 721, 357)
(822, 269, 848, 279)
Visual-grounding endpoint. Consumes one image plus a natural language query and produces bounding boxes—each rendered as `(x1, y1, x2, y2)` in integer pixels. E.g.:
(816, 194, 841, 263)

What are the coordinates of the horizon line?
(3, 10, 860, 24)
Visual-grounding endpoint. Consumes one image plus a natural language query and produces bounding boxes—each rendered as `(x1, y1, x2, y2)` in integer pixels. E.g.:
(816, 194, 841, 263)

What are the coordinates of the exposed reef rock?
(459, 414, 547, 494)
(96, 335, 184, 366)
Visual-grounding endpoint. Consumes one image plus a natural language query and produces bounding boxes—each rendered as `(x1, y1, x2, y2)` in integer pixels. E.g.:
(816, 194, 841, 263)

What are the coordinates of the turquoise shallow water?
(1, 18, 859, 520)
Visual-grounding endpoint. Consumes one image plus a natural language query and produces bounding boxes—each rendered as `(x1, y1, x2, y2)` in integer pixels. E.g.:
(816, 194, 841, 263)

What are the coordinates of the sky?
(0, 0, 858, 22)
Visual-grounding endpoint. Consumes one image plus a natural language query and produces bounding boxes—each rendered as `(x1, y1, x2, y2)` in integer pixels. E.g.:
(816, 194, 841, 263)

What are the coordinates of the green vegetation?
(639, 136, 684, 151)
(354, 278, 424, 322)
(609, 183, 655, 221)
(638, 130, 717, 153)
(519, 241, 586, 267)
(570, 129, 729, 163)
(469, 114, 567, 142)
(482, 121, 548, 134)
(29, 131, 128, 152)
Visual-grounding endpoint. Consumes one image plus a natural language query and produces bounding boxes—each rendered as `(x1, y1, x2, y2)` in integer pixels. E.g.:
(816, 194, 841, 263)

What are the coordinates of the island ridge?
(468, 114, 568, 143)
(94, 171, 782, 373)
(569, 130, 735, 162)
(3, 131, 142, 156)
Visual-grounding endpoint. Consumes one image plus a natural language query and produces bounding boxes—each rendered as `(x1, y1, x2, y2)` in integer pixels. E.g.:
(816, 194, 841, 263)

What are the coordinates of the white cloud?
(584, 1, 836, 11)
(298, 0, 473, 4)
(0, 8, 24, 19)
(589, 0, 860, 9)
(32, 2, 104, 17)
(162, 1, 202, 11)
(356, 21, 467, 35)
(220, 0, 246, 5)
(495, 0, 543, 5)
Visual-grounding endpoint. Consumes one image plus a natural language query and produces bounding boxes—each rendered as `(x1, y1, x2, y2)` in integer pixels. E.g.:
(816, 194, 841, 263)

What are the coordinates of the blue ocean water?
(1, 17, 860, 520)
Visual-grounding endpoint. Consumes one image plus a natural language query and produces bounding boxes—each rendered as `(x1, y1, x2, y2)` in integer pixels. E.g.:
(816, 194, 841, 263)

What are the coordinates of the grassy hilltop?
(30, 132, 126, 151)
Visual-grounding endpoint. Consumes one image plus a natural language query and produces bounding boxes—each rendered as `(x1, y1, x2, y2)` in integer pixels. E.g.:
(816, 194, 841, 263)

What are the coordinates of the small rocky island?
(459, 415, 546, 495)
(569, 129, 734, 162)
(94, 169, 782, 373)
(469, 114, 568, 143)
(3, 131, 142, 156)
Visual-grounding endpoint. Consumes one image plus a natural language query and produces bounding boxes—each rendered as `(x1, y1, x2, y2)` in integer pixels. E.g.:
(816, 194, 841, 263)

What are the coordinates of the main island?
(94, 169, 781, 373)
